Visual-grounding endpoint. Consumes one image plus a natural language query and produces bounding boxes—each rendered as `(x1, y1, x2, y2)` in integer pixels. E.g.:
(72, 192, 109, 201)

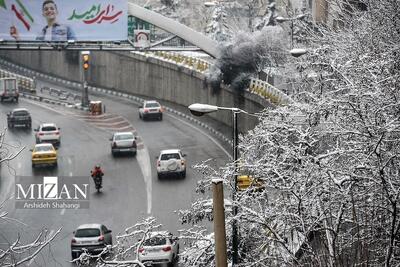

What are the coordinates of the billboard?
(0, 0, 127, 41)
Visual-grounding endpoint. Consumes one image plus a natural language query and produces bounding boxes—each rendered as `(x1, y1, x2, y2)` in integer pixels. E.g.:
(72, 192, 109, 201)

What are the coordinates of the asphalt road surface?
(0, 85, 229, 266)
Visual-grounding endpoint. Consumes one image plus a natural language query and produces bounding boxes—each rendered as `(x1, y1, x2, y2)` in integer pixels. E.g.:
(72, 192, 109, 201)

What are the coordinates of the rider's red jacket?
(91, 168, 104, 178)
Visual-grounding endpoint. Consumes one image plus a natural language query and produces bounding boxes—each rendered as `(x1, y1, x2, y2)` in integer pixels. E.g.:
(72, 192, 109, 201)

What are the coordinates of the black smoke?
(207, 27, 287, 94)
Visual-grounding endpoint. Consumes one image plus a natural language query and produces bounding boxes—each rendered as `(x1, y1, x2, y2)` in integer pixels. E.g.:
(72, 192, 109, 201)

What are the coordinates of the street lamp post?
(188, 103, 245, 266)
(231, 110, 239, 265)
(276, 14, 307, 49)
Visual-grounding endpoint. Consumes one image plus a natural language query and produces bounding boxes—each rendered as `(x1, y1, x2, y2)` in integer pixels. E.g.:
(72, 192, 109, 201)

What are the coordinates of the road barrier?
(1, 55, 291, 109)
(0, 57, 233, 146)
(133, 52, 291, 106)
(249, 77, 292, 105)
(40, 86, 81, 101)
(135, 51, 211, 73)
(0, 68, 36, 94)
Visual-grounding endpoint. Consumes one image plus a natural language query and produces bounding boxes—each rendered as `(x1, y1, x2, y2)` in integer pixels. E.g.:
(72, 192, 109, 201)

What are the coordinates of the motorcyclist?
(91, 164, 104, 189)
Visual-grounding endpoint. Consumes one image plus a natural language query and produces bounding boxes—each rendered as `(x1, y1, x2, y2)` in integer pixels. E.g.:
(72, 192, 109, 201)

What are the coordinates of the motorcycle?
(91, 171, 103, 193)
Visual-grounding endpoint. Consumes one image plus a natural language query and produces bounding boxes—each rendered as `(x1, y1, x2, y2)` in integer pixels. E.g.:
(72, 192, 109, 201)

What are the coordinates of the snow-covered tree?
(180, 0, 400, 265)
(0, 214, 61, 267)
(154, 0, 180, 19)
(73, 217, 161, 266)
(238, 0, 265, 31)
(206, 3, 231, 43)
(160, 0, 175, 7)
(0, 128, 24, 165)
(255, 0, 277, 30)
(0, 128, 60, 266)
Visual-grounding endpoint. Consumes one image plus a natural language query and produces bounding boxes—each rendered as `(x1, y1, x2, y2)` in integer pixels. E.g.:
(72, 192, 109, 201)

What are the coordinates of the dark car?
(7, 108, 31, 129)
(71, 224, 113, 259)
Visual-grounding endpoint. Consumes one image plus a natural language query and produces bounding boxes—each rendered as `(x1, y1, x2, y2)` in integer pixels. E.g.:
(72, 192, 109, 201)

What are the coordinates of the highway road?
(0, 83, 230, 266)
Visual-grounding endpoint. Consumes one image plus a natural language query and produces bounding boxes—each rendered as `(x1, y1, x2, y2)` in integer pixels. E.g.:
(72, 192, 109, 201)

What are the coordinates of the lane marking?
(136, 146, 153, 215)
(166, 113, 231, 158)
(60, 209, 65, 215)
(21, 96, 230, 219)
(22, 98, 68, 116)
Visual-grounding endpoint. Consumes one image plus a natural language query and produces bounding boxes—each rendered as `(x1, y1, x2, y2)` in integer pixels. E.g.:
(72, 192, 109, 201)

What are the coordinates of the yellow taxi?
(31, 143, 57, 168)
(237, 175, 265, 191)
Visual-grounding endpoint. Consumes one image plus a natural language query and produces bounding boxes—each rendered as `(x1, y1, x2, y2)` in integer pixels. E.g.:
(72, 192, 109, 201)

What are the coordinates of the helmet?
(95, 165, 101, 169)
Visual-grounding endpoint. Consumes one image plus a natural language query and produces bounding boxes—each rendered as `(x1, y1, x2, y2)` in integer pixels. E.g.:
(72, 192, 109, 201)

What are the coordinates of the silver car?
(110, 132, 137, 156)
(138, 231, 179, 267)
(139, 100, 164, 121)
(71, 224, 112, 259)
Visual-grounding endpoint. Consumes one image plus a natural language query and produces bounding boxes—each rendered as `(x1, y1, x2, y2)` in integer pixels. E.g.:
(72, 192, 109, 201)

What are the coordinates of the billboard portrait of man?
(1, 0, 127, 42)
(10, 0, 75, 41)
(37, 0, 76, 41)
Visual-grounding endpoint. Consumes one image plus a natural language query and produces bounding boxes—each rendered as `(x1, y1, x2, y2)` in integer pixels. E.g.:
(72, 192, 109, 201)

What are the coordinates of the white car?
(139, 100, 164, 121)
(35, 123, 61, 146)
(71, 224, 113, 260)
(156, 149, 186, 179)
(138, 231, 179, 267)
(110, 132, 137, 156)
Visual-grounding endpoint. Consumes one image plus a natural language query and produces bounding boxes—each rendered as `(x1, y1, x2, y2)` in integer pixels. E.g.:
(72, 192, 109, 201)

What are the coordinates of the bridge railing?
(248, 77, 292, 105)
(134, 51, 292, 106)
(1, 53, 291, 107)
(0, 68, 36, 94)
(135, 51, 211, 73)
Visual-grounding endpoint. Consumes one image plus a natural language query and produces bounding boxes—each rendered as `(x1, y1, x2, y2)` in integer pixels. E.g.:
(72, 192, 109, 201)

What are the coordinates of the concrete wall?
(0, 50, 272, 133)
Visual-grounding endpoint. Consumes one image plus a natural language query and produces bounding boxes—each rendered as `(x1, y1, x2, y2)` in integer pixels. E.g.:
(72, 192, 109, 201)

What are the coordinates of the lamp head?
(188, 103, 219, 116)
(290, 48, 308, 58)
(275, 16, 287, 23)
(204, 1, 217, 7)
(189, 109, 205, 116)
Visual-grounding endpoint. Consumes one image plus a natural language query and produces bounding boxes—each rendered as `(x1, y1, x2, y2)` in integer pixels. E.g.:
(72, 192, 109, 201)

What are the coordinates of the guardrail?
(249, 77, 292, 105)
(135, 52, 291, 106)
(134, 51, 211, 73)
(0, 68, 36, 94)
(40, 86, 81, 101)
(1, 56, 292, 107)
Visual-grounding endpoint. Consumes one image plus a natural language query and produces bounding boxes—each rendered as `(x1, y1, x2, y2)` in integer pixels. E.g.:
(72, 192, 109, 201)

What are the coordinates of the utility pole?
(213, 179, 228, 267)
(81, 51, 90, 107)
(232, 110, 239, 265)
(187, 104, 244, 266)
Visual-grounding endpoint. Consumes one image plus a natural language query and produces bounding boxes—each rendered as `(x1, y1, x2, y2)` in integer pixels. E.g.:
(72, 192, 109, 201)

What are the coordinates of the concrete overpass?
(0, 3, 275, 133)
(127, 2, 219, 58)
(0, 2, 219, 58)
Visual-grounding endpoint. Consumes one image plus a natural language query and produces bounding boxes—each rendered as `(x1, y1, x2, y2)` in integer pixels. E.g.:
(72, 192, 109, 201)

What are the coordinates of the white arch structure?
(127, 2, 219, 58)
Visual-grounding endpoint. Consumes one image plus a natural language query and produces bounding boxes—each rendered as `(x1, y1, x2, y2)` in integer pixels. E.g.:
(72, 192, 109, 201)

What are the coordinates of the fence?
(40, 86, 81, 101)
(249, 77, 292, 105)
(0, 68, 36, 94)
(135, 51, 211, 73)
(1, 54, 292, 107)
(135, 51, 291, 106)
